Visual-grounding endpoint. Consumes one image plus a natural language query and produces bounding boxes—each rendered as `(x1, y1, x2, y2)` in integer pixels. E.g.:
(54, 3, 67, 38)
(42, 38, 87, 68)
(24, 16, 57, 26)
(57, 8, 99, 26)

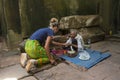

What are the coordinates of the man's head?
(70, 29, 77, 38)
(50, 18, 59, 33)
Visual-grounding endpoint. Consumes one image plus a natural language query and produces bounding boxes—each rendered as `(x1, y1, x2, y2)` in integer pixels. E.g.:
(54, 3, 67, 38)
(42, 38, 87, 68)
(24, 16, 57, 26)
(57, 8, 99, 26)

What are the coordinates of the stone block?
(88, 61, 119, 80)
(34, 63, 93, 80)
(60, 15, 102, 29)
(59, 15, 105, 43)
(20, 76, 37, 80)
(78, 27, 105, 43)
(0, 64, 29, 80)
(0, 55, 20, 68)
(104, 72, 120, 80)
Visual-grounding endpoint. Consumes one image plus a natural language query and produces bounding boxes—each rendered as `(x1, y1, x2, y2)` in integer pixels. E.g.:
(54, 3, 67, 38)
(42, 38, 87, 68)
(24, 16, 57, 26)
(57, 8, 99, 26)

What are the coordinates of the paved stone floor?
(0, 37, 120, 80)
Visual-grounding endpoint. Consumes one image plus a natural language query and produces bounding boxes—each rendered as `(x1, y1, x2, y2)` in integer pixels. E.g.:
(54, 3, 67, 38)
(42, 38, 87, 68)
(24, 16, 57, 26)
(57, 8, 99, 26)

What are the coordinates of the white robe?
(66, 34, 84, 52)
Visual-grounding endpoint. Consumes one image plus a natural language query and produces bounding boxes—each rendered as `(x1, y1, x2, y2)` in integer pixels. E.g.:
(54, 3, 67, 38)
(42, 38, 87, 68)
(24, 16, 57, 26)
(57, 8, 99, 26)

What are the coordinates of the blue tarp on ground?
(60, 49, 111, 69)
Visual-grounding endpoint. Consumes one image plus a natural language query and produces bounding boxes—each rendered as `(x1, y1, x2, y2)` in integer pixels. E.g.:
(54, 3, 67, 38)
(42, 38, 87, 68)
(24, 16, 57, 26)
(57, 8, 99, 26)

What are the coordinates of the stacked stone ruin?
(59, 15, 105, 43)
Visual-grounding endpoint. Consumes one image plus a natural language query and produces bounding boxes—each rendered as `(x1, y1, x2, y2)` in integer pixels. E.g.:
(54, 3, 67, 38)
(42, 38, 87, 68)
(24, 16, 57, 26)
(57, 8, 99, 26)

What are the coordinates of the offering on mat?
(67, 50, 77, 58)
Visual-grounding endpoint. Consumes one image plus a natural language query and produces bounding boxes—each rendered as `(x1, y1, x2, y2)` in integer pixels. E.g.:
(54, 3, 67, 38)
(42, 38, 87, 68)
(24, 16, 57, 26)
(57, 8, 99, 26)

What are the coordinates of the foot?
(25, 59, 37, 72)
(20, 53, 28, 68)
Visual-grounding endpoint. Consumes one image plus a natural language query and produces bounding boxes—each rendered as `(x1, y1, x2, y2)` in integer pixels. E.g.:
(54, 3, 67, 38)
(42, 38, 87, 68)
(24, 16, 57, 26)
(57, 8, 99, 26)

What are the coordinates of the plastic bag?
(79, 50, 90, 60)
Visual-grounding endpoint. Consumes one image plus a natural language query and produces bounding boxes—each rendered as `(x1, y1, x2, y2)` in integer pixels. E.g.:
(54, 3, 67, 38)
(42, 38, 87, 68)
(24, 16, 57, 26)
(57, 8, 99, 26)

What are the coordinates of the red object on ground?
(51, 50, 67, 56)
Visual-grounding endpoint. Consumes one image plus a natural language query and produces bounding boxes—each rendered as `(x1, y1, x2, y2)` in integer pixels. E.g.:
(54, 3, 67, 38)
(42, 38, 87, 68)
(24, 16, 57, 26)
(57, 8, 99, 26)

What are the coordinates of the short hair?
(70, 29, 78, 35)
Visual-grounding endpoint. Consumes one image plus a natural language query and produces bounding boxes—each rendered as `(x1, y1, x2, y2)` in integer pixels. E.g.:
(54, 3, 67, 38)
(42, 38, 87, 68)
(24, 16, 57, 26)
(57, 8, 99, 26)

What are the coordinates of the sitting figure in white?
(65, 30, 91, 60)
(64, 30, 90, 52)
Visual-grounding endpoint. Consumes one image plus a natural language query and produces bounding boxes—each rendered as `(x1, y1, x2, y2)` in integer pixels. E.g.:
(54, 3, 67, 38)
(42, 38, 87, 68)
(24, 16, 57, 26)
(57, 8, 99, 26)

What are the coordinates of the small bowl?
(67, 50, 77, 57)
(67, 51, 75, 54)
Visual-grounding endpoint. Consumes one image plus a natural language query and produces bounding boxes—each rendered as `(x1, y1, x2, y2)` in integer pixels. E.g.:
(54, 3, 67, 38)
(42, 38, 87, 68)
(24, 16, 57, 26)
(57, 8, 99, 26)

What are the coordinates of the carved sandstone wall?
(1, 0, 118, 49)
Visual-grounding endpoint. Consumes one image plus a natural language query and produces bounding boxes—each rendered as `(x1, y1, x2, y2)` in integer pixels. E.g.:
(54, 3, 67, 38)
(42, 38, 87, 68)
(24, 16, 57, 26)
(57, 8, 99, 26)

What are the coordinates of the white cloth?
(75, 34, 84, 51)
(66, 34, 84, 52)
(79, 50, 90, 60)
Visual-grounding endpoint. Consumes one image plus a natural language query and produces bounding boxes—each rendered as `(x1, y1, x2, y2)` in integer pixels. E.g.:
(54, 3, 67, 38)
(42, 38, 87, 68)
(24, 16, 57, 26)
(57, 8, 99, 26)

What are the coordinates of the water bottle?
(87, 38, 91, 45)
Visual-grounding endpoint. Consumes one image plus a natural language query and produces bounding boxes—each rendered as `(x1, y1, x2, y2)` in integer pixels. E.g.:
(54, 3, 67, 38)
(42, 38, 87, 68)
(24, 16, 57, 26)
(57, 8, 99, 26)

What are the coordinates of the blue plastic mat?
(60, 49, 111, 69)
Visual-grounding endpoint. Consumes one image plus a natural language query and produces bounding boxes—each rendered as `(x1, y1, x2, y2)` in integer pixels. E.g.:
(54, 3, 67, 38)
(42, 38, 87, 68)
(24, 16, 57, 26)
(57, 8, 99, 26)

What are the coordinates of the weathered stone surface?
(0, 55, 20, 68)
(59, 15, 105, 43)
(88, 61, 120, 80)
(107, 54, 120, 65)
(0, 64, 29, 80)
(50, 36, 68, 49)
(78, 27, 105, 43)
(20, 76, 37, 80)
(59, 15, 102, 29)
(53, 27, 105, 44)
(90, 40, 120, 80)
(91, 41, 120, 55)
(104, 72, 120, 80)
(30, 64, 54, 74)
(34, 63, 93, 80)
(2, 0, 22, 49)
(0, 0, 115, 50)
(18, 0, 98, 38)
(52, 36, 68, 43)
(1, 0, 119, 49)
(2, 49, 20, 57)
(0, 39, 120, 80)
